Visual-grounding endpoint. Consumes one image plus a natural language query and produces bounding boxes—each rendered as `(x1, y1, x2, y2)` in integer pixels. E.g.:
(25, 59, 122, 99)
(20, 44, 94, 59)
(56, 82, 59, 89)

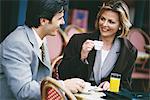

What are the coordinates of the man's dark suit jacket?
(58, 31, 137, 90)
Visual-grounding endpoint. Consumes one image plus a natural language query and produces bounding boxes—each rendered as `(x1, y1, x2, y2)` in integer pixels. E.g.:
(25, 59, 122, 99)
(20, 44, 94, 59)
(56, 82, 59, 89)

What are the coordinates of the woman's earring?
(119, 27, 121, 30)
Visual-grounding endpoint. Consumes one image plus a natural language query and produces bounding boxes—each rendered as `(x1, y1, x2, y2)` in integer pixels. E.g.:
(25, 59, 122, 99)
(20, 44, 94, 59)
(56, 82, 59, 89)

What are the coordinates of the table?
(74, 89, 150, 100)
(74, 91, 106, 100)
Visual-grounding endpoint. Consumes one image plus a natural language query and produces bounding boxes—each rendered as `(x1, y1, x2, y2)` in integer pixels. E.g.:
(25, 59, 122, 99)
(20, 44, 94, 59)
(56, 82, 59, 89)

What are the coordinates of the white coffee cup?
(93, 40, 103, 50)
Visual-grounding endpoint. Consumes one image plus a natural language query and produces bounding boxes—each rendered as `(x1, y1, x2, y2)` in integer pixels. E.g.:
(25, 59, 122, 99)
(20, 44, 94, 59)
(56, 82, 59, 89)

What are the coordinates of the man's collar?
(32, 28, 43, 48)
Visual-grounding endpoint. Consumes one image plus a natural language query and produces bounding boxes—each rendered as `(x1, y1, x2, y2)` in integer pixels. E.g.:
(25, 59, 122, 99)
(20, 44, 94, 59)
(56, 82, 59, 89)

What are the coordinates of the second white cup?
(93, 40, 103, 50)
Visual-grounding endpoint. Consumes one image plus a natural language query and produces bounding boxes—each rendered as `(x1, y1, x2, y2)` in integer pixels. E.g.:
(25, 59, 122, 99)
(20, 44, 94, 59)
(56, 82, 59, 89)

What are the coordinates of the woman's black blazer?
(58, 31, 137, 90)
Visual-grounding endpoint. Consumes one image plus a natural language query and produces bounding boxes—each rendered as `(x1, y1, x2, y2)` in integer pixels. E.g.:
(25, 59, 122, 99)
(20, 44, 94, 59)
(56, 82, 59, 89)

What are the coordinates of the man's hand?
(98, 81, 110, 91)
(64, 78, 85, 93)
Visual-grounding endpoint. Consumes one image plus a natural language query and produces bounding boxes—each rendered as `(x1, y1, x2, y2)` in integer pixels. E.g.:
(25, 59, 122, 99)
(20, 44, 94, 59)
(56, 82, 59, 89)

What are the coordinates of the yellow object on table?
(110, 77, 121, 93)
(110, 73, 121, 93)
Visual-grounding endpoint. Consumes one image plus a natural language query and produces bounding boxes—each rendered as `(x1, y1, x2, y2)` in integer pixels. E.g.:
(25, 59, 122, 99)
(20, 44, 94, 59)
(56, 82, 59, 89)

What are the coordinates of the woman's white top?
(101, 49, 110, 67)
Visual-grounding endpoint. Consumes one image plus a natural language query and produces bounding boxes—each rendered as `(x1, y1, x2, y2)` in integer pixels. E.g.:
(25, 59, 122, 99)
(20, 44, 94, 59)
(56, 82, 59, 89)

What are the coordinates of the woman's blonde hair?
(95, 0, 132, 37)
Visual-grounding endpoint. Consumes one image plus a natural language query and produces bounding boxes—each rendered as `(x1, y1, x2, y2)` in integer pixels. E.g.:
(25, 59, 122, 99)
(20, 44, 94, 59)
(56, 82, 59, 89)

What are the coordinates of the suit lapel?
(112, 39, 128, 73)
(23, 25, 51, 69)
(24, 25, 41, 57)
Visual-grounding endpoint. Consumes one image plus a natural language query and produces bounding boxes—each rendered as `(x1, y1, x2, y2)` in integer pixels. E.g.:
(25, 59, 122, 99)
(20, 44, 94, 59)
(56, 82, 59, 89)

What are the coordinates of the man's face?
(50, 10, 65, 36)
(42, 9, 65, 36)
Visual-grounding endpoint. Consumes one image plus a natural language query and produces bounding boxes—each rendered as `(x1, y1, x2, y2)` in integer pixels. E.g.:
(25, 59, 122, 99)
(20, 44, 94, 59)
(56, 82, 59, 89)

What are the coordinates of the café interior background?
(0, 0, 149, 92)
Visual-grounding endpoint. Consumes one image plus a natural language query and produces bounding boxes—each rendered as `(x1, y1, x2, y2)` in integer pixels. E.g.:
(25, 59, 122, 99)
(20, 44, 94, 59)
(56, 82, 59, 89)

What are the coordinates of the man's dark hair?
(25, 0, 68, 28)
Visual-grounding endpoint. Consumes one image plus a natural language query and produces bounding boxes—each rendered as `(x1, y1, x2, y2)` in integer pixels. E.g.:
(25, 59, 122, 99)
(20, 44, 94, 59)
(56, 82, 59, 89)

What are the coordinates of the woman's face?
(99, 10, 120, 38)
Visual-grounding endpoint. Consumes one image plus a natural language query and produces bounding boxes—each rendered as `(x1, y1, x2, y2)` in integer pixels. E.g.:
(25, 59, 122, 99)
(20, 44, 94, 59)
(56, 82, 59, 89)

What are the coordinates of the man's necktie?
(40, 43, 45, 62)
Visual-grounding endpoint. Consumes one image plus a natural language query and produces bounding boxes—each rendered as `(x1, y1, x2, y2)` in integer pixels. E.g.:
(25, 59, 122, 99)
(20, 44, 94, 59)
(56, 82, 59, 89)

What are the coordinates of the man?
(0, 0, 84, 100)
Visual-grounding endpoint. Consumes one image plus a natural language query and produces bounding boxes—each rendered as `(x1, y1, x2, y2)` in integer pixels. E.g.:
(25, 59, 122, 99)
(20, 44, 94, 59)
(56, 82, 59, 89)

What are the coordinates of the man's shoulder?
(1, 25, 31, 46)
(5, 26, 26, 37)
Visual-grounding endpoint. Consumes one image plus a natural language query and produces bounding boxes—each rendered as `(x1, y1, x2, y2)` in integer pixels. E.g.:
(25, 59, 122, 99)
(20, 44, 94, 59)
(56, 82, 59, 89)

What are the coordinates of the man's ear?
(40, 18, 49, 25)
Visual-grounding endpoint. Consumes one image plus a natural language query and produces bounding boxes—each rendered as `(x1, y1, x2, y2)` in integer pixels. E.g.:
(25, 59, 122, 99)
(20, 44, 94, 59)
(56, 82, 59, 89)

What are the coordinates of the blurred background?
(0, 0, 149, 93)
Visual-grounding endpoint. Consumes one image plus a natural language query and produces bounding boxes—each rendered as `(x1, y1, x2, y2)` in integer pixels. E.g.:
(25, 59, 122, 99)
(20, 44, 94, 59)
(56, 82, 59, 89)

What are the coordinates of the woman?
(58, 0, 137, 91)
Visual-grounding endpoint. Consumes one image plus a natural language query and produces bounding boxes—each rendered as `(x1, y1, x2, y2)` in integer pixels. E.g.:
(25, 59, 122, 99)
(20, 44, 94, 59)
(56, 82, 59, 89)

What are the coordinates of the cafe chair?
(58, 28, 70, 46)
(46, 32, 63, 62)
(127, 28, 150, 79)
(41, 76, 77, 100)
(58, 24, 86, 47)
(64, 24, 85, 42)
(52, 55, 63, 79)
(127, 28, 150, 92)
(45, 26, 73, 62)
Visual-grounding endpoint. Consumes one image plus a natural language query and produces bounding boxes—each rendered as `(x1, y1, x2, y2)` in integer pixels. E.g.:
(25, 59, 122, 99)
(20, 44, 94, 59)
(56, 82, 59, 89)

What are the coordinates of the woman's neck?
(101, 36, 115, 50)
